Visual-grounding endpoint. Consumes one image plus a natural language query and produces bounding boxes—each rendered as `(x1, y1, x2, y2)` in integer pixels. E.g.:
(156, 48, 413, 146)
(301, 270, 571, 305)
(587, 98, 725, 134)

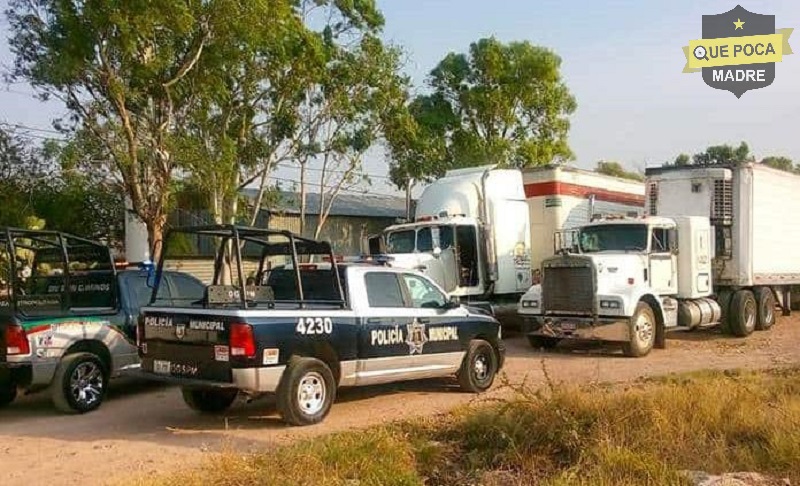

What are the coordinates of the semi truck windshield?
(579, 224, 648, 253)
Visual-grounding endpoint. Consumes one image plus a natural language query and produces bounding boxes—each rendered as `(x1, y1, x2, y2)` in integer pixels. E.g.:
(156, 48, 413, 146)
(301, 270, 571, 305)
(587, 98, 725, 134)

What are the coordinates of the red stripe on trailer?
(524, 181, 645, 206)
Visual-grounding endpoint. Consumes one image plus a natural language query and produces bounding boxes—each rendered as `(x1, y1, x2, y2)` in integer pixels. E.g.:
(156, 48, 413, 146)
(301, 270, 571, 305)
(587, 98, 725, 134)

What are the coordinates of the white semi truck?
(365, 165, 644, 324)
(518, 162, 799, 357)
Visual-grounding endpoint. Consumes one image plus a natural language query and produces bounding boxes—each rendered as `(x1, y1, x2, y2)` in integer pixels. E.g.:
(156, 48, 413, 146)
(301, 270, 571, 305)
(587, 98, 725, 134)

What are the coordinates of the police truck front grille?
(543, 264, 594, 315)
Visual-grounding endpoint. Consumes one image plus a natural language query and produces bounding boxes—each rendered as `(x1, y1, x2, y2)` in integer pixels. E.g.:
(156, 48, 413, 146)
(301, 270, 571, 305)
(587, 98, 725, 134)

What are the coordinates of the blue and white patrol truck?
(135, 225, 505, 426)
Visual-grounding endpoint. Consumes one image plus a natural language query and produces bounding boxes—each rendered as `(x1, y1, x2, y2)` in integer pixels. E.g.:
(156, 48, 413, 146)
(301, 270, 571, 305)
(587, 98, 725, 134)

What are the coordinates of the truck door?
(649, 227, 678, 295)
(399, 273, 467, 364)
(356, 271, 463, 385)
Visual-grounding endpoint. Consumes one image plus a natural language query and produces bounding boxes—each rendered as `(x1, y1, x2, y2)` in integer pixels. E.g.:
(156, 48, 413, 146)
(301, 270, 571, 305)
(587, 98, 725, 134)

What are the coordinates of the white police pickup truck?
(135, 226, 505, 426)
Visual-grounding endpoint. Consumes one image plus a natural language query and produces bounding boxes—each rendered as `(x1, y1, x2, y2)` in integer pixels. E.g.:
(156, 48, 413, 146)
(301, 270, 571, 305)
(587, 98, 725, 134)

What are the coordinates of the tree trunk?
(299, 161, 307, 237)
(145, 214, 166, 264)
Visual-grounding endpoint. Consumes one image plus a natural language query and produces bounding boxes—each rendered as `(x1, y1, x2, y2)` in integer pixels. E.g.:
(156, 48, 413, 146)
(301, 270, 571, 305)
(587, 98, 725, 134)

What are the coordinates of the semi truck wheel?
(181, 387, 238, 413)
(458, 339, 499, 393)
(623, 302, 656, 357)
(716, 289, 734, 333)
(728, 290, 757, 337)
(277, 357, 336, 426)
(52, 352, 108, 414)
(754, 287, 776, 331)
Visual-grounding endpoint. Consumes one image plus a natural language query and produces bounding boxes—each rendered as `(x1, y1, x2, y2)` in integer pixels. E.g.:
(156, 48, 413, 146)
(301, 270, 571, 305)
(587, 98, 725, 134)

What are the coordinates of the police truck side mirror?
(432, 247, 442, 258)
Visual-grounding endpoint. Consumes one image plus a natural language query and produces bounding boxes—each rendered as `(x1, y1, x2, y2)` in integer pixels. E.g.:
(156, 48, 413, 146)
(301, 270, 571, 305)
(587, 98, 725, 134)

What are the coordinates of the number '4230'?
(296, 317, 333, 335)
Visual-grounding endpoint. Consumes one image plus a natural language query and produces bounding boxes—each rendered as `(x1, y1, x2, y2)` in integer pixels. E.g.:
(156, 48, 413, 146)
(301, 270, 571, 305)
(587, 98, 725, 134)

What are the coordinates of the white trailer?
(518, 162, 799, 357)
(523, 166, 645, 279)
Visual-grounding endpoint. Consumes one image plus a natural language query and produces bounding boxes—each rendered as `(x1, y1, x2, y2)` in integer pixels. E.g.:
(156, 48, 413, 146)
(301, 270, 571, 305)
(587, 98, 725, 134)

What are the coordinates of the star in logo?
(733, 18, 745, 30)
(405, 318, 428, 355)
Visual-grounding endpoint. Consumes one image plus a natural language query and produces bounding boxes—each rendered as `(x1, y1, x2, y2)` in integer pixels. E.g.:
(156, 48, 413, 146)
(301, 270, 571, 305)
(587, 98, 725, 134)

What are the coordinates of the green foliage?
(673, 153, 691, 166)
(152, 427, 422, 486)
(289, 3, 407, 237)
(0, 127, 123, 240)
(595, 160, 644, 182)
(667, 144, 798, 174)
(665, 142, 754, 168)
(385, 37, 576, 188)
(761, 155, 795, 172)
(692, 141, 752, 166)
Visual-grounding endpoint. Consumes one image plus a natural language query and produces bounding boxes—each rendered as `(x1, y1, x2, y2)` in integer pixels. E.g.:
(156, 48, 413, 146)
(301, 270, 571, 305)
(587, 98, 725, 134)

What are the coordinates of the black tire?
(754, 287, 776, 331)
(728, 290, 757, 337)
(717, 289, 734, 333)
(458, 339, 499, 393)
(51, 352, 108, 414)
(0, 379, 17, 409)
(623, 302, 657, 358)
(526, 335, 561, 350)
(276, 357, 336, 426)
(181, 387, 238, 413)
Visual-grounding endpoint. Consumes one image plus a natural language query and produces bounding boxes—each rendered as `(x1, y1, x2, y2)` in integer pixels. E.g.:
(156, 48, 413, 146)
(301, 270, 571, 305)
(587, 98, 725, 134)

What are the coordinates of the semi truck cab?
(367, 166, 532, 323)
(520, 162, 795, 357)
(519, 215, 717, 357)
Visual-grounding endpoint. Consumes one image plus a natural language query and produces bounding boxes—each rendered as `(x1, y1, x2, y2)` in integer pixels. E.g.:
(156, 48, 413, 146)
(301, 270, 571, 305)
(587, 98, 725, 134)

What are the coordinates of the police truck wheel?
(181, 387, 238, 413)
(277, 357, 336, 426)
(0, 379, 16, 408)
(526, 335, 561, 350)
(623, 302, 656, 358)
(458, 339, 498, 393)
(754, 287, 776, 331)
(52, 352, 108, 414)
(729, 290, 757, 337)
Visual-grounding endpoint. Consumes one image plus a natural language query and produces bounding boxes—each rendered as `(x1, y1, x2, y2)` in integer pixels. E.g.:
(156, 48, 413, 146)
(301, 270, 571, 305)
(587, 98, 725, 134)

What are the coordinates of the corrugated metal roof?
(243, 189, 407, 218)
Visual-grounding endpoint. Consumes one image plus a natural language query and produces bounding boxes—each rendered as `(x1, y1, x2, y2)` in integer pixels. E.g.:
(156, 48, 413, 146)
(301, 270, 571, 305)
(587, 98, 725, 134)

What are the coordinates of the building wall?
(266, 213, 398, 256)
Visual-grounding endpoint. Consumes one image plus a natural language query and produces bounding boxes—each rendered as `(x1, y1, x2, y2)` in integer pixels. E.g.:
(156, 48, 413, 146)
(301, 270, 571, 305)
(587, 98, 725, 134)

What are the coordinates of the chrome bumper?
(121, 364, 286, 393)
(524, 315, 631, 342)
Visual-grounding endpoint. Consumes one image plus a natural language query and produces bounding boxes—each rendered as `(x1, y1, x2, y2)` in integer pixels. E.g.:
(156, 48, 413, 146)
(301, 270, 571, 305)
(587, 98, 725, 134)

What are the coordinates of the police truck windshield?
(579, 224, 648, 253)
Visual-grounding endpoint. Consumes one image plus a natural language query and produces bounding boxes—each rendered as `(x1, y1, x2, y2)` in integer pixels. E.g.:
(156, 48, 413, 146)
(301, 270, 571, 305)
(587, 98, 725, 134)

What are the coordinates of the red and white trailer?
(523, 166, 645, 278)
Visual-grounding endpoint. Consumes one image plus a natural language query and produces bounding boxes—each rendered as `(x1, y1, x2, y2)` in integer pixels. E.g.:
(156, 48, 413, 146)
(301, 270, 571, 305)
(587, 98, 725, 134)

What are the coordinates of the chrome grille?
(542, 262, 594, 315)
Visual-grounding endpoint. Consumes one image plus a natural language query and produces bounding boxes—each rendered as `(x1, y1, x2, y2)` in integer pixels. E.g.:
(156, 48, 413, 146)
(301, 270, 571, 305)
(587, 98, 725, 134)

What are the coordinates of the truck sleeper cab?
(136, 225, 505, 426)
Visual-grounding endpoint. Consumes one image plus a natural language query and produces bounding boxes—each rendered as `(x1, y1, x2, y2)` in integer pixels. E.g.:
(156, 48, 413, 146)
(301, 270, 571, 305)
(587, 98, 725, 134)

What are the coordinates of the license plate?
(560, 322, 577, 331)
(153, 359, 171, 374)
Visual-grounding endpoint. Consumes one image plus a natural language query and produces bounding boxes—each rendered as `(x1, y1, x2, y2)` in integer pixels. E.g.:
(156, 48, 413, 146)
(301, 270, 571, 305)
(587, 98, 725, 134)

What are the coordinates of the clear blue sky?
(2, 0, 799, 196)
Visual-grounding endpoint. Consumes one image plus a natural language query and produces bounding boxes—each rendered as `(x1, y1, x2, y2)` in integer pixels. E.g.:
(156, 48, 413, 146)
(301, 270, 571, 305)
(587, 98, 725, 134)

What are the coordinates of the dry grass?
(145, 368, 800, 486)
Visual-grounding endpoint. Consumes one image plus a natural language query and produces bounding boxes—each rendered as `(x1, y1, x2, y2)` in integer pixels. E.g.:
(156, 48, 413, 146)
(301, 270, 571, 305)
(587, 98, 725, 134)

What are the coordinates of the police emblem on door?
(175, 323, 186, 340)
(406, 319, 428, 355)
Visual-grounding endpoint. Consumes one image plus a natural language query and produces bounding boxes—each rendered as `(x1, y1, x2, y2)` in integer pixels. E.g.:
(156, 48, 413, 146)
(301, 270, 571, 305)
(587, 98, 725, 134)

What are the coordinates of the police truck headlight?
(521, 300, 539, 309)
(600, 300, 621, 309)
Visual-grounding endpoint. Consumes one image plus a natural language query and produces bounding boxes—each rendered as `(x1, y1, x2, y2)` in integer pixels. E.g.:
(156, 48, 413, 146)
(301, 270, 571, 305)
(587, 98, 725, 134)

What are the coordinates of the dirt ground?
(2, 317, 799, 486)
